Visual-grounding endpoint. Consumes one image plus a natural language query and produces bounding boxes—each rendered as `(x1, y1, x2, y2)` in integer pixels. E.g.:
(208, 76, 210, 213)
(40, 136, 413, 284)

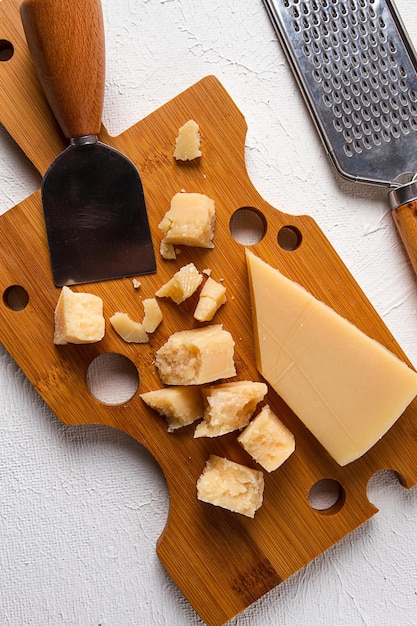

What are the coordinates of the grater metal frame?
(263, 0, 417, 189)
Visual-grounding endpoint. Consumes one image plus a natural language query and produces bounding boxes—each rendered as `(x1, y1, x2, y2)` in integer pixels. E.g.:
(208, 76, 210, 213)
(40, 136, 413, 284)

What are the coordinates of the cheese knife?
(20, 0, 156, 286)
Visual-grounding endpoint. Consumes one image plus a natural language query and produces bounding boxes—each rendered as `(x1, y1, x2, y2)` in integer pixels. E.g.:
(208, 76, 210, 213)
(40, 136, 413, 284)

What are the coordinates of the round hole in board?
(277, 225, 303, 251)
(229, 207, 267, 245)
(86, 353, 139, 405)
(308, 478, 345, 514)
(3, 285, 29, 311)
(0, 40, 14, 62)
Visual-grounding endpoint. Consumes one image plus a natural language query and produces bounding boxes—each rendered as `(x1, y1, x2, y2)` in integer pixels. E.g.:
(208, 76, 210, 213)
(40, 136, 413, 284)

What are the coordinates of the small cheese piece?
(140, 386, 204, 431)
(173, 119, 202, 161)
(158, 192, 215, 249)
(142, 298, 163, 333)
(196, 455, 264, 518)
(194, 381, 267, 438)
(238, 404, 295, 472)
(160, 240, 177, 260)
(109, 312, 149, 343)
(246, 249, 417, 466)
(194, 276, 226, 322)
(54, 286, 104, 345)
(155, 324, 236, 385)
(155, 263, 203, 304)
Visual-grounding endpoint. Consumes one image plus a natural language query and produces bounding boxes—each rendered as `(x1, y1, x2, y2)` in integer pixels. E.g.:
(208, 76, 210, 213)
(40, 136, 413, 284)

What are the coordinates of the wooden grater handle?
(20, 0, 105, 140)
(390, 183, 417, 277)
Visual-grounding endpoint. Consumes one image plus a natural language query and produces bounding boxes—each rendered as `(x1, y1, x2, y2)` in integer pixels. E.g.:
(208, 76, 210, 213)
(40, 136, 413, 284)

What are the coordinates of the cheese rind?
(173, 119, 202, 161)
(194, 381, 267, 438)
(238, 404, 295, 472)
(109, 312, 148, 343)
(196, 455, 264, 518)
(155, 324, 236, 385)
(158, 192, 215, 249)
(246, 249, 417, 466)
(194, 276, 226, 322)
(155, 263, 203, 304)
(140, 386, 204, 431)
(54, 286, 105, 345)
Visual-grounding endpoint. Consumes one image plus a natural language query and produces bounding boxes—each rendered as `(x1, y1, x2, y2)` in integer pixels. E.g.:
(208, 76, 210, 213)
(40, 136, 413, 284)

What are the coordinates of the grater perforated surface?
(263, 0, 417, 186)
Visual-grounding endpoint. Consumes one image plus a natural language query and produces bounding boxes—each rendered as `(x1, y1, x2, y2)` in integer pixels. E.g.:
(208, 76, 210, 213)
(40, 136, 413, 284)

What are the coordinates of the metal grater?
(263, 0, 417, 189)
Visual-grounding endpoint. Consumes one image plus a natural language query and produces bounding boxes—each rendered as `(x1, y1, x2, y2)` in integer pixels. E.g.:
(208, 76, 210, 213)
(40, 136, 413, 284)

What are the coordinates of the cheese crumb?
(194, 276, 226, 322)
(109, 312, 148, 343)
(140, 386, 204, 431)
(54, 286, 105, 345)
(197, 455, 264, 518)
(160, 240, 177, 260)
(194, 381, 268, 438)
(155, 324, 236, 385)
(142, 298, 163, 333)
(173, 119, 202, 161)
(155, 263, 203, 304)
(238, 405, 295, 472)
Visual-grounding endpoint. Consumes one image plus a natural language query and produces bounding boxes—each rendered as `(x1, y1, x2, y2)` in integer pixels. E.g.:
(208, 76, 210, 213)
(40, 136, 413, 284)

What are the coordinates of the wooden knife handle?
(20, 0, 105, 139)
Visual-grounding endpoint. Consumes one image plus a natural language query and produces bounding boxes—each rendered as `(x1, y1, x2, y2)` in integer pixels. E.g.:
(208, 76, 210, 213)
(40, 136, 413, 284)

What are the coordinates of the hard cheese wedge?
(245, 249, 417, 466)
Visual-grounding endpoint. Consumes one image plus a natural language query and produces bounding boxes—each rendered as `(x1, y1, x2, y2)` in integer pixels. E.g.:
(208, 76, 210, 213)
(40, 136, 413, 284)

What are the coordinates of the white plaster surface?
(1, 1, 417, 624)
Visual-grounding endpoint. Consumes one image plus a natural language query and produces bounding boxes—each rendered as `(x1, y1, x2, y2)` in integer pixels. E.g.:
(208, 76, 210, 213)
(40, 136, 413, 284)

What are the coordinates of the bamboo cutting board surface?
(1, 1, 417, 624)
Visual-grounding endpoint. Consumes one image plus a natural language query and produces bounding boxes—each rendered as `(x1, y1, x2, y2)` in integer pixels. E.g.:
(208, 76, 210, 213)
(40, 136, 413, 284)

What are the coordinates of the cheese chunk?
(194, 276, 226, 322)
(194, 381, 267, 438)
(158, 192, 215, 250)
(155, 324, 236, 385)
(246, 249, 417, 466)
(54, 286, 104, 345)
(173, 119, 202, 161)
(160, 240, 177, 260)
(142, 298, 163, 333)
(238, 404, 295, 472)
(155, 263, 203, 304)
(196, 455, 264, 518)
(109, 312, 148, 343)
(140, 386, 204, 431)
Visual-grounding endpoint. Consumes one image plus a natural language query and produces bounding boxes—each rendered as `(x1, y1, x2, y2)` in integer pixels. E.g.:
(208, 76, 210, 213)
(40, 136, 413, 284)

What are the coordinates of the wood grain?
(0, 1, 417, 624)
(392, 199, 417, 277)
(20, 0, 105, 139)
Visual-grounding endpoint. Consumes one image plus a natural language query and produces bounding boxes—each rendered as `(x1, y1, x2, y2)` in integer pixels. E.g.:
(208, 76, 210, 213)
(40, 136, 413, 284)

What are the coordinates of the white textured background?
(1, 1, 417, 624)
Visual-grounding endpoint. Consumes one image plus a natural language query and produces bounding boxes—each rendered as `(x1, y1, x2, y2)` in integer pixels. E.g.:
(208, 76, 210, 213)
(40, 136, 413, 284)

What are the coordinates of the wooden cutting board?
(1, 1, 417, 624)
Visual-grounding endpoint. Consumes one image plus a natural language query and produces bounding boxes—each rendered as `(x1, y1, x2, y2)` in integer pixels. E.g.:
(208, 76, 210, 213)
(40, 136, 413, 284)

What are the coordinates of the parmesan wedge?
(246, 248, 417, 466)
